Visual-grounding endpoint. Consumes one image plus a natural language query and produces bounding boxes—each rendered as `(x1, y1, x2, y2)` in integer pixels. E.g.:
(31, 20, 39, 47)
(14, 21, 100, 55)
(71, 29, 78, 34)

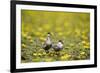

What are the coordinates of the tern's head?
(47, 32, 51, 37)
(59, 40, 63, 44)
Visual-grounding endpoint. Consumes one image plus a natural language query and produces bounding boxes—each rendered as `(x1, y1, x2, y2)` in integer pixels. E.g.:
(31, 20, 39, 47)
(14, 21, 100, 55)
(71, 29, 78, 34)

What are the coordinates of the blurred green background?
(21, 10, 90, 63)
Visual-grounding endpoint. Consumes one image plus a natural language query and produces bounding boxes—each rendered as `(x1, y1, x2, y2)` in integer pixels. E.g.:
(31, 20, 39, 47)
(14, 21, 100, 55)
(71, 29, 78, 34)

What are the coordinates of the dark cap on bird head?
(59, 40, 63, 43)
(47, 32, 51, 34)
(47, 32, 52, 35)
(47, 32, 51, 37)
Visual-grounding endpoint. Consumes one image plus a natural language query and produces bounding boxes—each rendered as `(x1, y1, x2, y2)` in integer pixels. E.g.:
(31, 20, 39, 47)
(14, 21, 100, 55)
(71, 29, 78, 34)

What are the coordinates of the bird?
(42, 32, 52, 53)
(52, 40, 63, 55)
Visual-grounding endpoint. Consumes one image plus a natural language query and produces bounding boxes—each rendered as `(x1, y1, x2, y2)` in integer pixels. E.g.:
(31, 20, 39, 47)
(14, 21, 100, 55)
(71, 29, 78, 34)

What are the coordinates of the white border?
(16, 4, 94, 69)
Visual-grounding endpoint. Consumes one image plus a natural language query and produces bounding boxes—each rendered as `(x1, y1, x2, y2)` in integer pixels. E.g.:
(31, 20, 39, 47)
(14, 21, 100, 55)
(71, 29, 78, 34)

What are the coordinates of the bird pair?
(42, 33, 63, 53)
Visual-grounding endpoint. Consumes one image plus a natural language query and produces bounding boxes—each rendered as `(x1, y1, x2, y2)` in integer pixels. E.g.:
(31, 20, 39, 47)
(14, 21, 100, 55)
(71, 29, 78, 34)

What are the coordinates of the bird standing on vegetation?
(52, 40, 63, 55)
(42, 33, 52, 53)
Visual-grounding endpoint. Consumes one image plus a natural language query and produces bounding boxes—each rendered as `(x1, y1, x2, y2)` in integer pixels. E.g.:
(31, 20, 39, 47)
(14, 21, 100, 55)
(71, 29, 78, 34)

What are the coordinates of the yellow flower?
(43, 52, 46, 55)
(22, 44, 26, 48)
(83, 45, 90, 49)
(82, 35, 88, 40)
(85, 42, 90, 46)
(80, 52, 85, 55)
(32, 58, 40, 62)
(35, 32, 41, 36)
(38, 53, 42, 56)
(58, 32, 63, 36)
(45, 58, 53, 62)
(38, 27, 43, 31)
(33, 53, 37, 56)
(29, 39, 33, 43)
(40, 37, 45, 41)
(22, 32, 27, 37)
(82, 41, 90, 49)
(82, 41, 86, 44)
(27, 36, 31, 40)
(82, 31, 86, 35)
(60, 54, 71, 60)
